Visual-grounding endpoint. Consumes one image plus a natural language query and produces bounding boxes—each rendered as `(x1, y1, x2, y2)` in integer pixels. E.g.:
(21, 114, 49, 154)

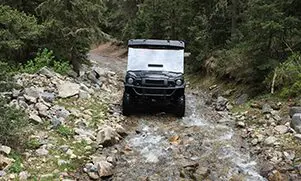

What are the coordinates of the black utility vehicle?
(122, 39, 186, 117)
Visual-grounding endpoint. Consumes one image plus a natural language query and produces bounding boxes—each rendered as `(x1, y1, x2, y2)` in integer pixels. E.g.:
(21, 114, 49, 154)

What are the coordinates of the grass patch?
(56, 125, 74, 138)
(8, 151, 23, 174)
(26, 138, 41, 150)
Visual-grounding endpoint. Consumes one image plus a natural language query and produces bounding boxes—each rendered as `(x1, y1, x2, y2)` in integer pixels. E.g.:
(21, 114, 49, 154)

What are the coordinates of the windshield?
(127, 48, 184, 73)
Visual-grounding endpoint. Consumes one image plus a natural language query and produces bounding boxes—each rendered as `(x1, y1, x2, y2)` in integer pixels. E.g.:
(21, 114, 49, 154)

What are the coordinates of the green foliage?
(0, 5, 43, 63)
(26, 138, 41, 150)
(56, 125, 74, 138)
(21, 48, 71, 75)
(8, 151, 23, 173)
(0, 97, 28, 145)
(267, 52, 301, 97)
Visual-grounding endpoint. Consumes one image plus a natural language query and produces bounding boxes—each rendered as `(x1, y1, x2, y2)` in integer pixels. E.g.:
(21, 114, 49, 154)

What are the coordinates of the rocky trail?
(1, 44, 301, 180)
(87, 50, 266, 181)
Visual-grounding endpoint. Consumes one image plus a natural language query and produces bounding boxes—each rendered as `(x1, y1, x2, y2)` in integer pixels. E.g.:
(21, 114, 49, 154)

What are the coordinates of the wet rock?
(289, 107, 301, 118)
(96, 126, 121, 147)
(57, 81, 80, 98)
(274, 125, 288, 134)
(291, 113, 301, 133)
(0, 145, 11, 155)
(262, 104, 273, 114)
(236, 94, 248, 105)
(19, 171, 30, 180)
(29, 114, 43, 124)
(38, 67, 56, 78)
(264, 136, 278, 146)
(215, 96, 228, 111)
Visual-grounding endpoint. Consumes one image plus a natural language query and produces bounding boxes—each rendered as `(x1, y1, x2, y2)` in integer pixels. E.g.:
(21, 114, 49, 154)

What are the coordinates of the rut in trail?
(88, 49, 266, 181)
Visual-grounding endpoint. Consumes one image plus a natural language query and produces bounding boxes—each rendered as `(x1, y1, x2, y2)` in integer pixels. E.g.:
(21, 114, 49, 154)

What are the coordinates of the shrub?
(21, 48, 71, 75)
(0, 97, 28, 145)
(266, 52, 301, 98)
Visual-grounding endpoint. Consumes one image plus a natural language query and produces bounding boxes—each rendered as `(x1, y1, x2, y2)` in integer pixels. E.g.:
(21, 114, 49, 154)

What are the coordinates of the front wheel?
(122, 92, 132, 116)
(175, 95, 185, 117)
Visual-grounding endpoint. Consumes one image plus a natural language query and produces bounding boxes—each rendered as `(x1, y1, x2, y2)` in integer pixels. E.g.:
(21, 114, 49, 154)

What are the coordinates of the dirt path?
(88, 47, 266, 181)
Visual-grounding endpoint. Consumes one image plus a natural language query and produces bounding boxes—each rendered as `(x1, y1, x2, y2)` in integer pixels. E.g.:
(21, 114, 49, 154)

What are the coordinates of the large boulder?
(57, 81, 80, 98)
(291, 113, 301, 133)
(289, 107, 301, 118)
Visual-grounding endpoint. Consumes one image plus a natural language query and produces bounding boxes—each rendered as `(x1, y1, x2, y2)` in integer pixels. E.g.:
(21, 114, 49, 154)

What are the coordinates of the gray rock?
(24, 94, 37, 104)
(57, 81, 80, 98)
(0, 170, 6, 177)
(236, 121, 246, 128)
(93, 67, 107, 77)
(29, 114, 43, 124)
(96, 126, 121, 147)
(291, 113, 301, 133)
(215, 96, 228, 111)
(236, 94, 248, 105)
(35, 103, 48, 112)
(0, 145, 11, 155)
(79, 90, 91, 99)
(294, 134, 301, 140)
(57, 160, 68, 166)
(24, 87, 41, 99)
(19, 171, 30, 180)
(51, 117, 63, 128)
(87, 172, 99, 180)
(0, 154, 13, 170)
(96, 161, 114, 177)
(262, 104, 272, 114)
(289, 107, 301, 118)
(53, 106, 70, 119)
(12, 89, 21, 98)
(264, 136, 278, 146)
(36, 146, 49, 156)
(40, 92, 55, 103)
(274, 125, 288, 134)
(114, 124, 127, 137)
(38, 67, 56, 78)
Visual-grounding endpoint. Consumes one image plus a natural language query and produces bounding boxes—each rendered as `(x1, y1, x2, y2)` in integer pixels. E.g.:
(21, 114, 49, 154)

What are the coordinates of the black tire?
(175, 95, 185, 117)
(122, 92, 132, 116)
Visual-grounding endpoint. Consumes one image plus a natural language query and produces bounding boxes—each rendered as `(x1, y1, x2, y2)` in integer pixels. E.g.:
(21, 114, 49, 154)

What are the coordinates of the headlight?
(176, 79, 182, 86)
(127, 77, 134, 84)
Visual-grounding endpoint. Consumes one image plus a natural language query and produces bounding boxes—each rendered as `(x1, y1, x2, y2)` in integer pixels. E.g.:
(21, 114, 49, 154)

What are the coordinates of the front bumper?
(124, 84, 185, 97)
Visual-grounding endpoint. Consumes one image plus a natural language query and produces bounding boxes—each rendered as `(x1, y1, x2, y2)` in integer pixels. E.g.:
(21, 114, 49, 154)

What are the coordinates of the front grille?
(145, 79, 165, 85)
(134, 88, 174, 96)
